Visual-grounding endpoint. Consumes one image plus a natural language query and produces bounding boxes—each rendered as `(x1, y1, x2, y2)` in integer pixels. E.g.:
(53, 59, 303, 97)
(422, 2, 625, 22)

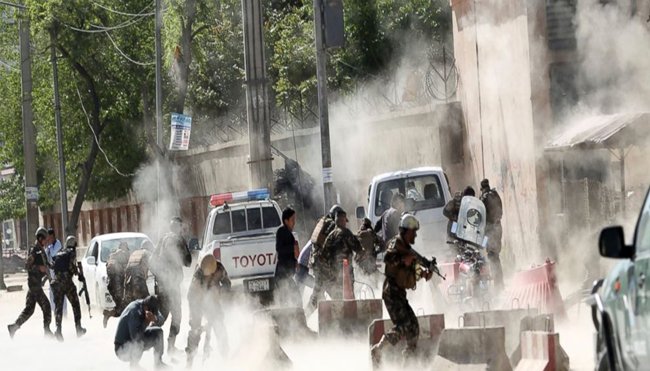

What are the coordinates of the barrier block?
(463, 308, 537, 357)
(514, 331, 569, 371)
(318, 299, 383, 336)
(368, 314, 445, 366)
(438, 326, 513, 371)
(507, 258, 566, 318)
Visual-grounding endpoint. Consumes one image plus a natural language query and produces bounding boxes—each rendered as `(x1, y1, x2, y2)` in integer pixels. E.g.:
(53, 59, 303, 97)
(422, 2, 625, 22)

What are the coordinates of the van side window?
(636, 197, 650, 253)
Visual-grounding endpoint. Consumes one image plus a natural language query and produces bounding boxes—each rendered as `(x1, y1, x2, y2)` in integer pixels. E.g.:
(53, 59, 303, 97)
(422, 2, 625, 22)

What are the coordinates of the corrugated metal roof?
(546, 112, 650, 151)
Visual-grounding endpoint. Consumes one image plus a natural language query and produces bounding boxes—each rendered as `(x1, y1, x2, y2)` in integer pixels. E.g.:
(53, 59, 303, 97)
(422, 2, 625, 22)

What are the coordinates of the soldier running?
(123, 240, 155, 310)
(103, 241, 131, 327)
(371, 214, 433, 366)
(51, 236, 86, 341)
(307, 205, 342, 311)
(185, 254, 231, 367)
(7, 227, 53, 338)
(152, 217, 192, 354)
(356, 218, 386, 275)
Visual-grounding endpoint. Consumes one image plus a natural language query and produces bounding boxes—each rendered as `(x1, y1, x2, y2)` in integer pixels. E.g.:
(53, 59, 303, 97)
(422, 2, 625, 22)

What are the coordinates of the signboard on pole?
(169, 113, 192, 151)
(25, 186, 38, 201)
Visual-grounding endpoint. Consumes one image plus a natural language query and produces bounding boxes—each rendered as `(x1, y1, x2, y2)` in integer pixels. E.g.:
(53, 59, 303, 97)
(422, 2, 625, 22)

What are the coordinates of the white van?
(356, 167, 452, 257)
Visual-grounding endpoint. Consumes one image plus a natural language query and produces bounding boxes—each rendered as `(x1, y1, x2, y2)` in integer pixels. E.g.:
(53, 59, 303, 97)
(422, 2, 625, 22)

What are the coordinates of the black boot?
(55, 327, 64, 342)
(44, 327, 54, 338)
(76, 324, 87, 337)
(7, 323, 19, 339)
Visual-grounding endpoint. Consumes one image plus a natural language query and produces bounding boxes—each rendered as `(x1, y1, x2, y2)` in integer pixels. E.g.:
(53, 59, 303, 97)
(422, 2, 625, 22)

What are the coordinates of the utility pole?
(16, 6, 39, 243)
(154, 0, 163, 226)
(241, 0, 273, 191)
(313, 0, 341, 211)
(50, 28, 68, 235)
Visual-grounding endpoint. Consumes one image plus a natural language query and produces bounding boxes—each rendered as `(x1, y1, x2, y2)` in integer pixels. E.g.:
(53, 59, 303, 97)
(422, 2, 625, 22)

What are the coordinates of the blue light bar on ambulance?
(209, 188, 270, 207)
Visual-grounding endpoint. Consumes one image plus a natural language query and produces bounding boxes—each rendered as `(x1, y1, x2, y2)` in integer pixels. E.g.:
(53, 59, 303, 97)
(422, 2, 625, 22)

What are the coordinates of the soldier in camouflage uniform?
(123, 240, 155, 308)
(312, 209, 363, 303)
(307, 205, 342, 310)
(371, 214, 433, 366)
(7, 227, 53, 338)
(480, 179, 504, 290)
(51, 236, 86, 341)
(185, 254, 231, 367)
(151, 217, 192, 353)
(356, 218, 386, 274)
(103, 241, 131, 327)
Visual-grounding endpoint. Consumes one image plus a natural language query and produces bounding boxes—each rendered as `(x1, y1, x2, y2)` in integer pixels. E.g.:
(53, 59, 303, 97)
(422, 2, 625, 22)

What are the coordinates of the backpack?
(310, 216, 335, 247)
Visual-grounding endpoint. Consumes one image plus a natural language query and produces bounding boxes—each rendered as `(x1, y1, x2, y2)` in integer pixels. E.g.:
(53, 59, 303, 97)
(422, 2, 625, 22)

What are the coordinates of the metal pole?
(155, 0, 163, 226)
(313, 0, 335, 212)
(18, 15, 39, 242)
(50, 29, 68, 235)
(241, 0, 273, 190)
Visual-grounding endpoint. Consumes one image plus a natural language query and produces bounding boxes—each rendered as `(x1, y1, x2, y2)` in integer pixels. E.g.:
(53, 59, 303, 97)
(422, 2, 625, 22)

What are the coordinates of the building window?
(549, 62, 579, 124)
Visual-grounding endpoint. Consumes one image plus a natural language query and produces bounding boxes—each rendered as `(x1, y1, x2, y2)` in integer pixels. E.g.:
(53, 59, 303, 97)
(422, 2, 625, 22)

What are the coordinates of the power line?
(74, 84, 135, 178)
(104, 31, 154, 66)
(90, 0, 155, 17)
(57, 2, 153, 34)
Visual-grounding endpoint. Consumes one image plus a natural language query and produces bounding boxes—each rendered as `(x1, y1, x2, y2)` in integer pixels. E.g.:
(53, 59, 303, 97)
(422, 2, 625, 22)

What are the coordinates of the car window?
(374, 174, 445, 216)
(88, 242, 99, 261)
(99, 238, 146, 262)
(636, 195, 650, 253)
(212, 205, 281, 236)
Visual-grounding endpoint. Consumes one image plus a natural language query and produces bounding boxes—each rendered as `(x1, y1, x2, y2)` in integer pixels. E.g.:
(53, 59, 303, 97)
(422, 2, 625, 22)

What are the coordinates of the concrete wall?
(451, 0, 545, 262)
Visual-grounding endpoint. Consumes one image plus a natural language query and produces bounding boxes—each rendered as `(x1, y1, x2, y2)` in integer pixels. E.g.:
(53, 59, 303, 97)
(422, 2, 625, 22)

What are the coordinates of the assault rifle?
(411, 248, 445, 280)
(76, 262, 92, 318)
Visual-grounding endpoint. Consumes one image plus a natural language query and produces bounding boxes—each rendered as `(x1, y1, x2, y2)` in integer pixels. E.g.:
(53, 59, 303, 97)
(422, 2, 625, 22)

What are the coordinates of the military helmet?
(329, 204, 343, 217)
(200, 254, 217, 276)
(35, 227, 48, 239)
(399, 214, 420, 231)
(141, 240, 154, 251)
(65, 235, 77, 249)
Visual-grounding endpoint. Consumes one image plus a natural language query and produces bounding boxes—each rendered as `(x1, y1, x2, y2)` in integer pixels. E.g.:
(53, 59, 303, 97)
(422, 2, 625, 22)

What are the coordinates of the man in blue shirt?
(114, 295, 168, 369)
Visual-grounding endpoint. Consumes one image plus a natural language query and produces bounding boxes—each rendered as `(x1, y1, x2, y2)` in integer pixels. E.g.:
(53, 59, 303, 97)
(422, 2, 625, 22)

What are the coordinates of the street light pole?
(154, 0, 163, 227)
(50, 29, 68, 235)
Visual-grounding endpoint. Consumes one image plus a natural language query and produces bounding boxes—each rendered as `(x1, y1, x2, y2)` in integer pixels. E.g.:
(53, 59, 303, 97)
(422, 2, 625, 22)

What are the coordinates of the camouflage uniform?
(356, 226, 385, 274)
(186, 261, 231, 365)
(382, 235, 419, 354)
(152, 232, 191, 343)
(312, 226, 363, 302)
(379, 208, 401, 243)
(308, 215, 337, 306)
(14, 242, 52, 330)
(51, 245, 84, 335)
(480, 188, 504, 289)
(106, 247, 130, 314)
(443, 192, 462, 239)
(123, 249, 152, 307)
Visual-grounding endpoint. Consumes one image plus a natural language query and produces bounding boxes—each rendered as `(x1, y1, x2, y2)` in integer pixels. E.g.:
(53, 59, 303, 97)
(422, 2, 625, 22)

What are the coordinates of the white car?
(80, 232, 154, 311)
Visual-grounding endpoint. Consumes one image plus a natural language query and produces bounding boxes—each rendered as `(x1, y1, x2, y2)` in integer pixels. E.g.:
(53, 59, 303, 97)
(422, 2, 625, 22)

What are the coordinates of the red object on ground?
(342, 259, 354, 300)
(507, 258, 566, 318)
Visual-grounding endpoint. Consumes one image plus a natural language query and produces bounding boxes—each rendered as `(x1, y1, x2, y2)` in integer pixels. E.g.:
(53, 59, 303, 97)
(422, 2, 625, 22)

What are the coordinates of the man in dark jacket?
(114, 295, 167, 369)
(480, 179, 504, 290)
(7, 227, 53, 338)
(275, 207, 300, 306)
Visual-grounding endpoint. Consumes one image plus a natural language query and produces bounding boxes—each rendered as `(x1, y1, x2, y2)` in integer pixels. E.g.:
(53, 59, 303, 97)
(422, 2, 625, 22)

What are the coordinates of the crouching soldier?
(51, 236, 86, 341)
(123, 240, 155, 308)
(371, 214, 433, 366)
(186, 254, 231, 367)
(356, 218, 386, 275)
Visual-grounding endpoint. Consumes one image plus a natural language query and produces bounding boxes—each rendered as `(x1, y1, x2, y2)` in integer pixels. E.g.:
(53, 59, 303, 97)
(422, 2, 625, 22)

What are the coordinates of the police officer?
(104, 241, 131, 327)
(123, 240, 155, 312)
(480, 179, 504, 290)
(371, 214, 433, 366)
(307, 205, 342, 311)
(51, 236, 86, 341)
(152, 217, 192, 354)
(376, 193, 406, 243)
(7, 227, 53, 338)
(356, 218, 386, 275)
(185, 254, 231, 367)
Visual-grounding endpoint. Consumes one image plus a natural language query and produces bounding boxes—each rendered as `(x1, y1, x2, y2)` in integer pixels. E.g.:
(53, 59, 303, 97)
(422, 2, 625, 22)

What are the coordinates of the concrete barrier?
(368, 314, 445, 365)
(438, 326, 513, 371)
(462, 308, 537, 357)
(318, 299, 383, 336)
(511, 315, 568, 369)
(232, 324, 292, 370)
(507, 258, 566, 318)
(514, 331, 569, 371)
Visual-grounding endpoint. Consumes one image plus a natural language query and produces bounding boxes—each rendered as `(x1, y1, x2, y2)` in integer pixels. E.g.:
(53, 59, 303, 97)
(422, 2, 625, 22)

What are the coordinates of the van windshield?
(374, 174, 445, 216)
(212, 205, 281, 235)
